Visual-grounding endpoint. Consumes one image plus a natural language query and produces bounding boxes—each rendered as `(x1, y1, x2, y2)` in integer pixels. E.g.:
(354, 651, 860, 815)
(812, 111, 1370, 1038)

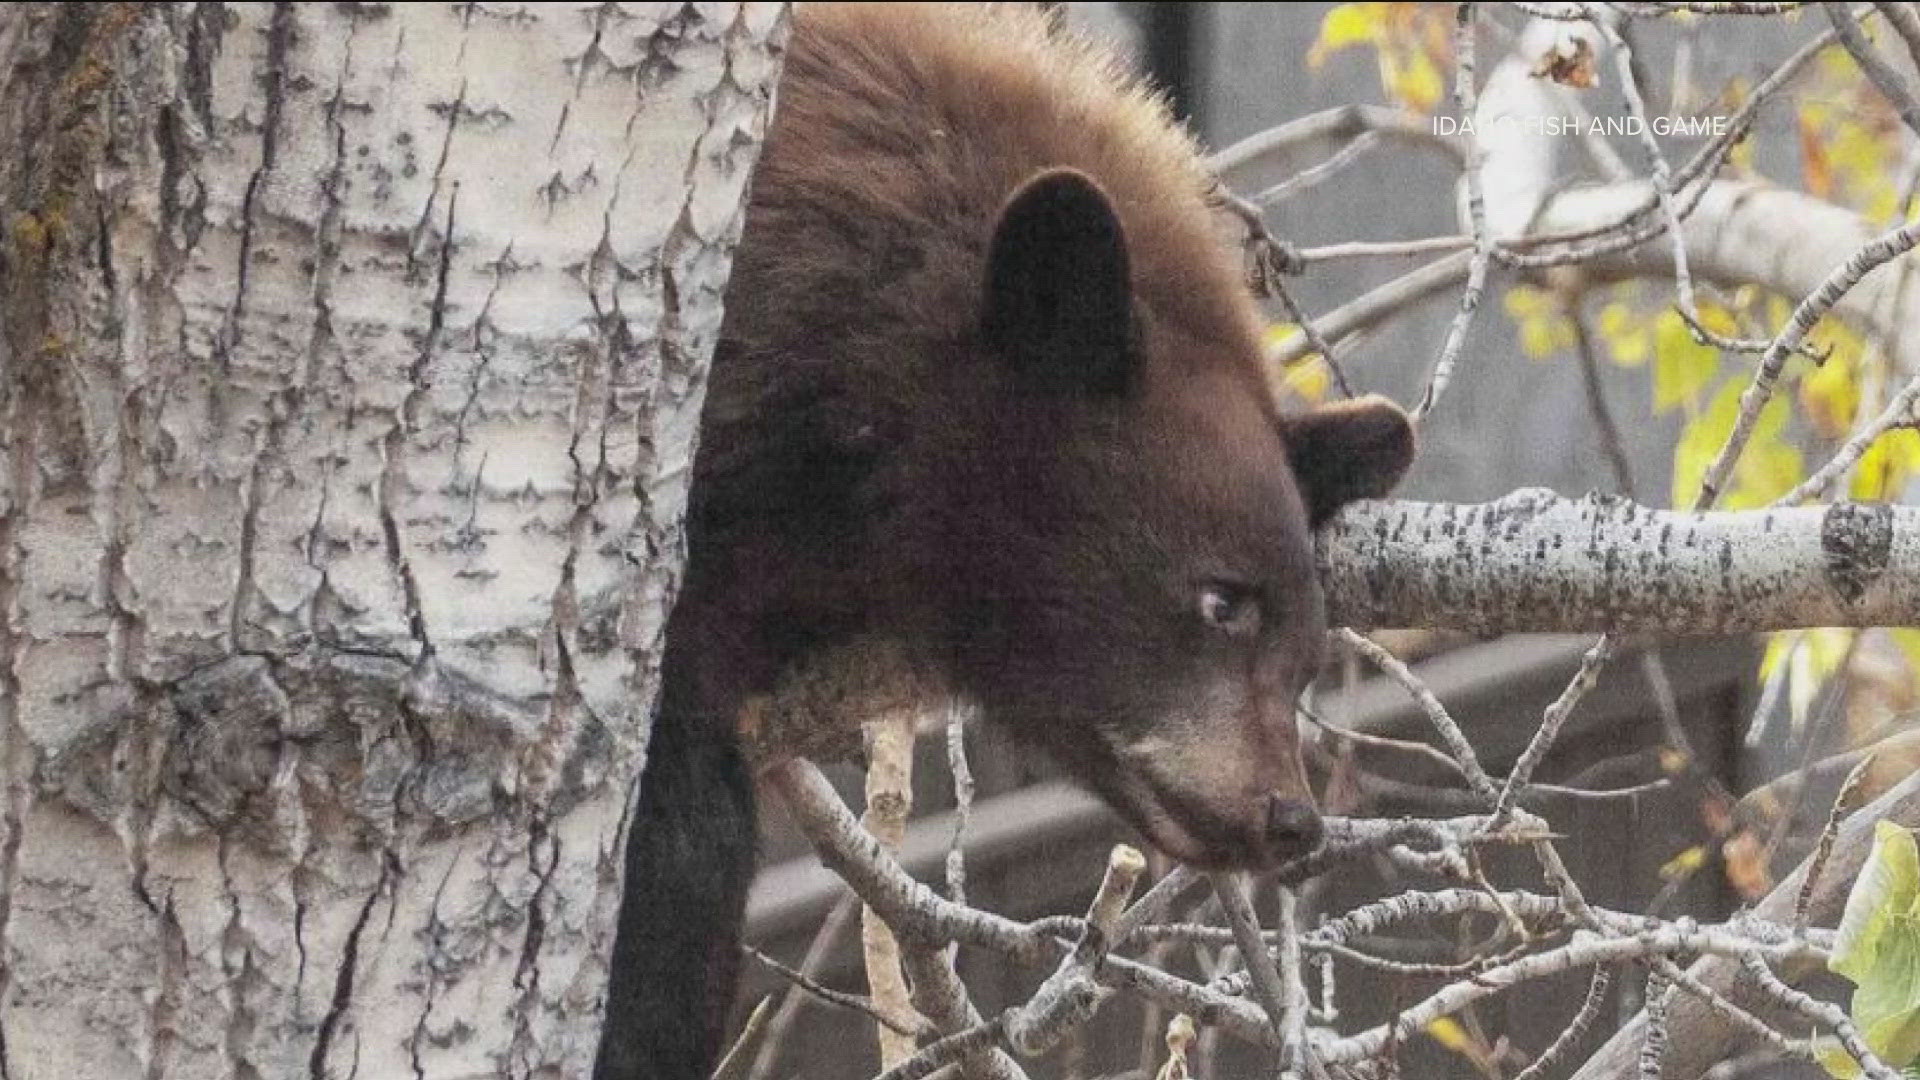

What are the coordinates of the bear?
(593, 5, 1415, 1079)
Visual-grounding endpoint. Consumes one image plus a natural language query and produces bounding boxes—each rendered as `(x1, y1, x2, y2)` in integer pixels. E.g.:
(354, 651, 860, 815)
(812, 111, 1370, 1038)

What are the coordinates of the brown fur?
(597, 8, 1413, 1079)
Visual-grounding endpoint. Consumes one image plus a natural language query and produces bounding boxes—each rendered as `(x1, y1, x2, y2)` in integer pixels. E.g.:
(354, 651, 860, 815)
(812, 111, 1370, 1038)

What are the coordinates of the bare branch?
(1570, 771, 1920, 1080)
(1512, 966, 1612, 1080)
(1873, 0, 1920, 71)
(1695, 215, 1920, 509)
(1415, 4, 1497, 423)
(1322, 492, 1920, 634)
(1825, 1, 1920, 136)
(1207, 104, 1465, 179)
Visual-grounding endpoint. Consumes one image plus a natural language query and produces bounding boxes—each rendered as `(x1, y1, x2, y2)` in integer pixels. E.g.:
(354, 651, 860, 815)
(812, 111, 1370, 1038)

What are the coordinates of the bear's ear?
(1282, 395, 1415, 527)
(981, 168, 1135, 396)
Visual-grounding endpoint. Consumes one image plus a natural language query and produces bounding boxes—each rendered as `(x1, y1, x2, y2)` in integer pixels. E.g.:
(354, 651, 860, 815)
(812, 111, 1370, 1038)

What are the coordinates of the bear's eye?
(1198, 582, 1263, 638)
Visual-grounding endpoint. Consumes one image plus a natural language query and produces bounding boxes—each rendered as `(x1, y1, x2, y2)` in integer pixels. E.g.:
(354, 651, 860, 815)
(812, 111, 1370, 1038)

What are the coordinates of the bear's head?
(930, 168, 1413, 870)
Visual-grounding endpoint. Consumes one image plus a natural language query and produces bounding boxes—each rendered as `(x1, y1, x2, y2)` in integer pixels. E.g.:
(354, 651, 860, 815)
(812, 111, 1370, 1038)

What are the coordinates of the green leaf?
(1831, 821, 1920, 1069)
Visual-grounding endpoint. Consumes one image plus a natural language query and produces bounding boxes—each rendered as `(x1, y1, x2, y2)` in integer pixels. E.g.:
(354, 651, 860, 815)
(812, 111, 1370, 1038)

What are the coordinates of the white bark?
(0, 4, 785, 1078)
(1323, 490, 1920, 633)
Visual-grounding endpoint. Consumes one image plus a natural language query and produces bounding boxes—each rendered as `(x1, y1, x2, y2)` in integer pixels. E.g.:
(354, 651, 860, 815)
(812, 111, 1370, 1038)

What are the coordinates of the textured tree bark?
(0, 4, 786, 1077)
(1323, 491, 1920, 634)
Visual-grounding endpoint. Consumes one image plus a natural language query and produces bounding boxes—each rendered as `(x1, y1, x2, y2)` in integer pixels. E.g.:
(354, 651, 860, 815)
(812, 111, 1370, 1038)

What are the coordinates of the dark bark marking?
(309, 859, 393, 1080)
(1821, 501, 1894, 603)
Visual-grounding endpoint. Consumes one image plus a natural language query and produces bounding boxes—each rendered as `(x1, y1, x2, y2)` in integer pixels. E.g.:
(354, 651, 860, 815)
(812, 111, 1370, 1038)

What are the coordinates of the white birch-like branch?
(1321, 491, 1920, 633)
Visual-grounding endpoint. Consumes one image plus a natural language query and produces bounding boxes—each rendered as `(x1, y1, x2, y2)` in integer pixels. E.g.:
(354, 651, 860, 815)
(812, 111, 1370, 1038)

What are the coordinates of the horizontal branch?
(1322, 490, 1920, 633)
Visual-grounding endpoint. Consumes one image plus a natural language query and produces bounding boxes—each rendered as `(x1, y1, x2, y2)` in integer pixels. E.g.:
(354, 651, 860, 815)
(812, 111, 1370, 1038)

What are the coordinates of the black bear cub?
(596, 5, 1415, 1078)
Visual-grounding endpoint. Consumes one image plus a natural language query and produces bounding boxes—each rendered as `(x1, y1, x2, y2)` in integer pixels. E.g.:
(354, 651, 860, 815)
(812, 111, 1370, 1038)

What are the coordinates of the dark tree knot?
(1820, 501, 1894, 604)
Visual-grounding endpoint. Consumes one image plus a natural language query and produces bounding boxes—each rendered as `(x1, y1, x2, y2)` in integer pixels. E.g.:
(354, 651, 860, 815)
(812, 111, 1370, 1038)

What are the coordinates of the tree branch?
(1567, 771, 1920, 1080)
(1321, 490, 1920, 633)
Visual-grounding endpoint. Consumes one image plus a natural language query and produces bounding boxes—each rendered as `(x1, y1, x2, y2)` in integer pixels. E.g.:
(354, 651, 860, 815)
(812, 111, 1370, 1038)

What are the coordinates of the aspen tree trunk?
(0, 4, 787, 1077)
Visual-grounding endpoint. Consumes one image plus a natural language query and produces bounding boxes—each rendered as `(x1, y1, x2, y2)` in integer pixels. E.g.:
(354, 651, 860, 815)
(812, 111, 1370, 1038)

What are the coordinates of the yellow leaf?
(1660, 845, 1709, 882)
(1760, 631, 1798, 684)
(1598, 301, 1649, 367)
(1788, 628, 1856, 726)
(1658, 746, 1690, 775)
(1653, 309, 1721, 414)
(1815, 1035, 1865, 1079)
(1310, 4, 1386, 68)
(1889, 629, 1920, 681)
(1505, 286, 1574, 360)
(1769, 294, 1795, 328)
(1814, 316, 1868, 367)
(1818, 43, 1857, 81)
(1386, 49, 1445, 113)
(1424, 1016, 1474, 1054)
(1850, 428, 1920, 501)
(1285, 356, 1333, 404)
(1670, 382, 1804, 509)
(1801, 349, 1860, 439)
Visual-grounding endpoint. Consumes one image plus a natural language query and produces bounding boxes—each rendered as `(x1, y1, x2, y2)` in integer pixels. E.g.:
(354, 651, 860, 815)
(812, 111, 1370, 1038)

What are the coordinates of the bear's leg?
(594, 671, 756, 1080)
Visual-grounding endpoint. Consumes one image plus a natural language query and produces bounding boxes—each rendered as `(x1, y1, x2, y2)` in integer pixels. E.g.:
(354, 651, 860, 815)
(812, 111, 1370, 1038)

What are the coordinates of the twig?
(1316, 936, 1537, 979)
(945, 706, 974, 914)
(1497, 19, 1835, 273)
(1299, 701, 1473, 778)
(902, 945, 1030, 1080)
(748, 893, 863, 1080)
(1873, 0, 1920, 73)
(1653, 955, 1802, 1057)
(1778, 372, 1920, 503)
(1209, 104, 1465, 179)
(1696, 215, 1920, 510)
(1275, 887, 1309, 1079)
(1795, 751, 1878, 932)
(1761, 631, 1862, 868)
(743, 945, 929, 1038)
(1570, 302, 1638, 495)
(873, 1019, 1009, 1080)
(1740, 954, 1903, 1079)
(1825, 2, 1920, 136)
(1315, 943, 1337, 1026)
(1318, 922, 1825, 1064)
(1294, 235, 1476, 263)
(1006, 846, 1147, 1054)
(1253, 131, 1382, 205)
(1511, 966, 1611, 1080)
(1267, 251, 1473, 367)
(1114, 866, 1205, 944)
(1496, 635, 1616, 823)
(863, 713, 920, 1067)
(1639, 967, 1672, 1080)
(1415, 3, 1496, 423)
(1337, 629, 1499, 800)
(1269, 275, 1358, 398)
(712, 997, 777, 1080)
(1209, 872, 1292, 1070)
(1595, 6, 1775, 353)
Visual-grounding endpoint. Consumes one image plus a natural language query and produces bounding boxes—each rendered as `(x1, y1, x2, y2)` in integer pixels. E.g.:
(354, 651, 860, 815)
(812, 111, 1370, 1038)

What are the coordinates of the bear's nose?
(1265, 795, 1324, 854)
